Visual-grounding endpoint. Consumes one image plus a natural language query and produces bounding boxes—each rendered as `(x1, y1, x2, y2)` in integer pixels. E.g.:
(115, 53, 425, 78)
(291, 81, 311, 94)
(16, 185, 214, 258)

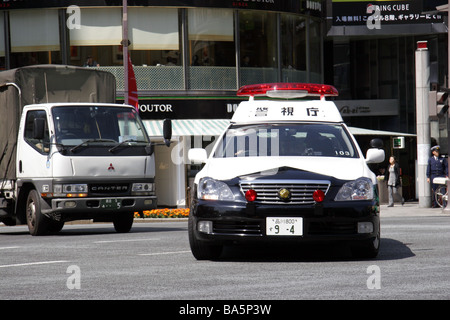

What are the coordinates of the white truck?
(0, 65, 171, 235)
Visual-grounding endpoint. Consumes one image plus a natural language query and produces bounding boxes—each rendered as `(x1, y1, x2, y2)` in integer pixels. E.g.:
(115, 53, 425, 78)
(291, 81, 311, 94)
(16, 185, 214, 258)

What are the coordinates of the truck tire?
(26, 189, 50, 236)
(113, 212, 134, 233)
(188, 215, 223, 260)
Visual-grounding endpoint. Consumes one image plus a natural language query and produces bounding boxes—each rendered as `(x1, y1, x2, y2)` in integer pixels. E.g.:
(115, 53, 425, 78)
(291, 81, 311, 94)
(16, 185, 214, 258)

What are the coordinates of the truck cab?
(188, 83, 385, 260)
(15, 103, 164, 235)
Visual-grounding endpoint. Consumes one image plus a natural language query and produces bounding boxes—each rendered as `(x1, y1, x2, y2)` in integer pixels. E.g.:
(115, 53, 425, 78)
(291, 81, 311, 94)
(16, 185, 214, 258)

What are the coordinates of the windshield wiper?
(70, 139, 117, 153)
(108, 139, 148, 153)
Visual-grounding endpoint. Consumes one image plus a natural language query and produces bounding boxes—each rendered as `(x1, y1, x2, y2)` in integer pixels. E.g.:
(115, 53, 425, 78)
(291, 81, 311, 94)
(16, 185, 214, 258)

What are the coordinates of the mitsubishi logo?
(108, 163, 115, 171)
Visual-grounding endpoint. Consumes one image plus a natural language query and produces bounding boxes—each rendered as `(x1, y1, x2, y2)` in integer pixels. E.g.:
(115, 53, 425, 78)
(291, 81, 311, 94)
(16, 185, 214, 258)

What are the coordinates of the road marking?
(138, 250, 191, 256)
(0, 246, 21, 250)
(94, 238, 160, 244)
(0, 260, 69, 269)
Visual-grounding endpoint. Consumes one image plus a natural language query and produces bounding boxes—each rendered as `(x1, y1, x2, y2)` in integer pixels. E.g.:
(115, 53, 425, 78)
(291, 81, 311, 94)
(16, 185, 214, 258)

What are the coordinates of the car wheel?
(351, 232, 380, 259)
(188, 215, 223, 260)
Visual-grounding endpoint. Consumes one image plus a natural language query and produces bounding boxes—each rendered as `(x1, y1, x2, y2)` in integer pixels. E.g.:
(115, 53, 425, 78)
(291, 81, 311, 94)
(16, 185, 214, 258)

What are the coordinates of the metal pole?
(445, 0, 450, 212)
(122, 0, 129, 105)
(415, 41, 431, 207)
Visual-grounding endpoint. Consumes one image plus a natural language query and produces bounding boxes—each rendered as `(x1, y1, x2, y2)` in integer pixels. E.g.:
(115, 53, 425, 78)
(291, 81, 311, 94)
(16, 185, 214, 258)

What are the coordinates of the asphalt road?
(1, 207, 450, 301)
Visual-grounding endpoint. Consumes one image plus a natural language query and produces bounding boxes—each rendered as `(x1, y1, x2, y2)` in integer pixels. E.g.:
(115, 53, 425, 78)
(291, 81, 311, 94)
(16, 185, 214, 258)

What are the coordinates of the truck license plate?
(266, 217, 303, 236)
(100, 199, 121, 209)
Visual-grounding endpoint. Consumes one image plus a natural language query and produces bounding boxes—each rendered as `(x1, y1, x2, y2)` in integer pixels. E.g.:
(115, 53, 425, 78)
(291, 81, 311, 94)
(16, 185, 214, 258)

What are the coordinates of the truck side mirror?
(163, 118, 172, 147)
(33, 118, 45, 140)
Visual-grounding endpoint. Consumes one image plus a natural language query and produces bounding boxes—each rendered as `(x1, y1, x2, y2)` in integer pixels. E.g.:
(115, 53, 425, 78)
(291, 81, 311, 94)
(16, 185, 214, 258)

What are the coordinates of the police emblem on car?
(278, 188, 291, 201)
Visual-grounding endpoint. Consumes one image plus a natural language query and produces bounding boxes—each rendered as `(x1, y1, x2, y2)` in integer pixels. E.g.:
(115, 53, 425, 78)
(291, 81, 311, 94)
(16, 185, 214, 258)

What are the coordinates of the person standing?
(385, 156, 404, 207)
(426, 145, 448, 207)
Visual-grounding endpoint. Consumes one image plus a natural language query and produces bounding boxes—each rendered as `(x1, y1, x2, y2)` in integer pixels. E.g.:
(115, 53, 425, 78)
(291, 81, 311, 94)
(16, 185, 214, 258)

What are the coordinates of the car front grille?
(240, 179, 330, 204)
(213, 221, 263, 236)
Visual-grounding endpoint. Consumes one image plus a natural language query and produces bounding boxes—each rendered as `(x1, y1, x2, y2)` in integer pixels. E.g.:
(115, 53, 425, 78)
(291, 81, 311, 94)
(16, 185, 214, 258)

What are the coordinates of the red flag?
(127, 55, 139, 111)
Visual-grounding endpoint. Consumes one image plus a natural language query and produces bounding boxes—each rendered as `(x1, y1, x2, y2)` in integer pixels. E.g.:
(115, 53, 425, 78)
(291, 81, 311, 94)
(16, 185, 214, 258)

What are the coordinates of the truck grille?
(240, 179, 330, 204)
(89, 183, 130, 195)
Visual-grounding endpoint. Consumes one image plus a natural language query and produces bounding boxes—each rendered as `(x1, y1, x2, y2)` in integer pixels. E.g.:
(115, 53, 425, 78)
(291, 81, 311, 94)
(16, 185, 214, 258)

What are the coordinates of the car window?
(213, 123, 358, 158)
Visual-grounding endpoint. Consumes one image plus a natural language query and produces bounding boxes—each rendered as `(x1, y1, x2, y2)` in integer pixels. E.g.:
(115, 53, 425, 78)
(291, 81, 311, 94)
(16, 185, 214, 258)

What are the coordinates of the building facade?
(0, 0, 324, 206)
(1, 0, 448, 205)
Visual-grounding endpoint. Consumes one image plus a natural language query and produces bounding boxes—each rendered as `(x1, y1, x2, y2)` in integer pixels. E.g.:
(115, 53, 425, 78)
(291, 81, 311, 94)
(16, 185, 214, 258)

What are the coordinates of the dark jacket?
(426, 156, 448, 179)
(385, 163, 401, 187)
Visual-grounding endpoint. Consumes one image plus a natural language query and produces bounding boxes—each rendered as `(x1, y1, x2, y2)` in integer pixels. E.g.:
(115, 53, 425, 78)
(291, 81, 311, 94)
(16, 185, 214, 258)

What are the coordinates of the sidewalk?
(380, 201, 450, 217)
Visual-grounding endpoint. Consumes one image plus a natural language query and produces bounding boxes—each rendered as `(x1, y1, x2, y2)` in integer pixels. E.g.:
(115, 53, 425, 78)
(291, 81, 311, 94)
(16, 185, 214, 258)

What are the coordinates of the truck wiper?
(70, 139, 117, 153)
(108, 139, 148, 153)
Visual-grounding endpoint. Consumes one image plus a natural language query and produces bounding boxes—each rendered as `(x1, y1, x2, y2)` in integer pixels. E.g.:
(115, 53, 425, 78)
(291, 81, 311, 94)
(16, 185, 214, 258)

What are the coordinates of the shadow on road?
(216, 237, 415, 262)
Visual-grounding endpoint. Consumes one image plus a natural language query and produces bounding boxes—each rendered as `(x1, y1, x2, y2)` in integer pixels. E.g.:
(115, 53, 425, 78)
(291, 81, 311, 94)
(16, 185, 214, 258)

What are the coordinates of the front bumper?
(191, 199, 380, 244)
(41, 196, 157, 221)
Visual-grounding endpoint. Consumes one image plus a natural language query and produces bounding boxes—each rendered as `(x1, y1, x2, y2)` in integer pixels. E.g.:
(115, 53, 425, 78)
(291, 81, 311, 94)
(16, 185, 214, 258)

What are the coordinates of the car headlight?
(335, 177, 374, 201)
(197, 177, 234, 201)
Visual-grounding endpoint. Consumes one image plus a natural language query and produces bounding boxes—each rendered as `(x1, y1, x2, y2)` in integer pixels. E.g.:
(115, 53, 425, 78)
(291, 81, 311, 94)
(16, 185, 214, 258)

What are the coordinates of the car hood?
(196, 156, 374, 183)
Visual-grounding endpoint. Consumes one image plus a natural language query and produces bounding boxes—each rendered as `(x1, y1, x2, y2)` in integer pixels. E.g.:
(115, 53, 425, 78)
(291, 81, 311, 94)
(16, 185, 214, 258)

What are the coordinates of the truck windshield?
(213, 123, 358, 158)
(52, 105, 149, 146)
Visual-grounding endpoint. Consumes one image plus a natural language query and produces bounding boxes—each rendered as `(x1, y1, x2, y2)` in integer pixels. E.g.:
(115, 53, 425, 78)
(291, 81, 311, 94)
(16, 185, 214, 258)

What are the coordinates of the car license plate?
(266, 217, 303, 236)
(100, 199, 121, 209)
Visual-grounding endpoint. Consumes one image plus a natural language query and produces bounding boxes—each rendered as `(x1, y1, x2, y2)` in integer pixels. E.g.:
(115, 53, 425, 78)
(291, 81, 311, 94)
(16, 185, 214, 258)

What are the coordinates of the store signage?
(133, 99, 243, 120)
(0, 0, 322, 15)
(332, 0, 444, 27)
(334, 99, 399, 117)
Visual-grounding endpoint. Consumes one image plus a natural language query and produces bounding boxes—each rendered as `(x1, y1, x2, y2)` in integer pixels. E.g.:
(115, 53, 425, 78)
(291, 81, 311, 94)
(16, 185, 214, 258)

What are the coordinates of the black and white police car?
(188, 83, 385, 260)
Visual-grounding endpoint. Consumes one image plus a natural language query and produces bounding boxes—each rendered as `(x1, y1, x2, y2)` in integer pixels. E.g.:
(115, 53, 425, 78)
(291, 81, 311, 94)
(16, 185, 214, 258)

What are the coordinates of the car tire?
(188, 215, 223, 260)
(351, 233, 380, 259)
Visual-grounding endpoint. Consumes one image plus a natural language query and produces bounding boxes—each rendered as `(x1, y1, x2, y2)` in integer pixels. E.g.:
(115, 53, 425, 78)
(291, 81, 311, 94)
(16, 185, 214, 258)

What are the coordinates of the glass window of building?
(309, 19, 322, 83)
(69, 7, 122, 67)
(0, 13, 5, 69)
(281, 14, 307, 82)
(188, 8, 235, 90)
(239, 11, 278, 85)
(128, 7, 182, 90)
(9, 9, 61, 68)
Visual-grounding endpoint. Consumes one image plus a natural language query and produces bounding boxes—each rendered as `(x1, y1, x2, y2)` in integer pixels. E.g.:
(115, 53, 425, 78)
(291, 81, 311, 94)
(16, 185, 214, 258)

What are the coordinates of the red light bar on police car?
(237, 83, 338, 99)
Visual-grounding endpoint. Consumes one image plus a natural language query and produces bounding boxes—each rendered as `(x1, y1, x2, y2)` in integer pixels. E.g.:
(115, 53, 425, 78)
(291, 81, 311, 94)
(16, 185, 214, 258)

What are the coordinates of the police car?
(188, 83, 385, 260)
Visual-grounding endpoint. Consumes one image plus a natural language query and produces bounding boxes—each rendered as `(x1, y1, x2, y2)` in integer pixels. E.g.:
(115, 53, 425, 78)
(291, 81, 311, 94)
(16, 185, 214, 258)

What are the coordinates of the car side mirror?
(366, 148, 385, 164)
(188, 148, 208, 164)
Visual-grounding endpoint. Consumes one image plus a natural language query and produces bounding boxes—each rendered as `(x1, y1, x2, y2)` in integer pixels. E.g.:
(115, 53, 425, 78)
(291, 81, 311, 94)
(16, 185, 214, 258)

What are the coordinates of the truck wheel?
(26, 189, 50, 236)
(113, 212, 134, 233)
(48, 220, 65, 233)
(188, 215, 223, 260)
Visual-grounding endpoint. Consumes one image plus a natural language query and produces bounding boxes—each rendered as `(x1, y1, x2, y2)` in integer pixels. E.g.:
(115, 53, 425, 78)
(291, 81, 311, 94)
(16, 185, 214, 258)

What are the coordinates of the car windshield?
(213, 123, 358, 158)
(52, 105, 149, 146)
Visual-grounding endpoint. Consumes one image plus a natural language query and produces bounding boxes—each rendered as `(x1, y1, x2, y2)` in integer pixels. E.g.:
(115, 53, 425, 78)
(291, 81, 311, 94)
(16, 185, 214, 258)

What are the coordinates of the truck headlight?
(132, 183, 155, 195)
(53, 184, 88, 197)
(335, 177, 373, 201)
(197, 177, 234, 201)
